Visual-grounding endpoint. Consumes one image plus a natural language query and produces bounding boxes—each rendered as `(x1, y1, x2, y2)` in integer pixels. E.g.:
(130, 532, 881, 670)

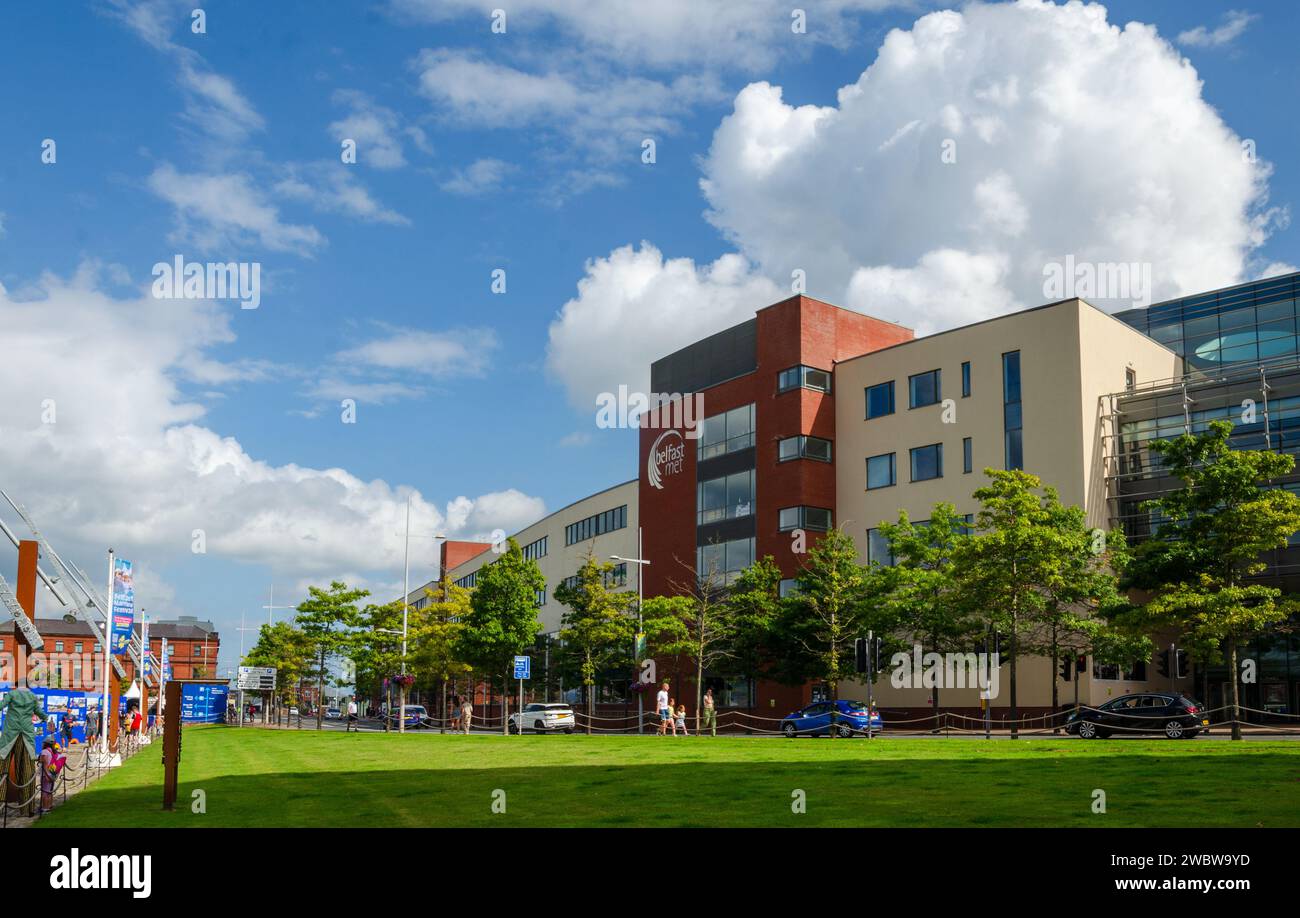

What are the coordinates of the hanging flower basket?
(393, 674, 415, 688)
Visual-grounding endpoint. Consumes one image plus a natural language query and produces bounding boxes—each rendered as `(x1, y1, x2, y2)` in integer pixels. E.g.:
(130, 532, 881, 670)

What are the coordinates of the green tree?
(353, 600, 407, 730)
(769, 529, 881, 730)
(876, 504, 981, 714)
(726, 556, 785, 693)
(640, 554, 740, 734)
(408, 584, 472, 733)
(553, 552, 638, 733)
(296, 580, 369, 730)
(1126, 419, 1300, 739)
(952, 470, 1086, 738)
(244, 621, 314, 707)
(458, 538, 544, 734)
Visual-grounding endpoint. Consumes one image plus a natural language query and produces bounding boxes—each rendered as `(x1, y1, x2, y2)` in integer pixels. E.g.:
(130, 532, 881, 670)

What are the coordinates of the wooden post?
(107, 675, 121, 750)
(162, 681, 182, 810)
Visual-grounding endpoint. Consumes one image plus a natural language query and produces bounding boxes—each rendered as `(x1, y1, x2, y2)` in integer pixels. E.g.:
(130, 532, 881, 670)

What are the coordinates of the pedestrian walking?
(61, 711, 74, 746)
(38, 737, 61, 814)
(701, 688, 717, 736)
(674, 703, 689, 736)
(346, 699, 358, 732)
(86, 706, 100, 743)
(449, 693, 461, 732)
(460, 698, 473, 734)
(656, 681, 671, 736)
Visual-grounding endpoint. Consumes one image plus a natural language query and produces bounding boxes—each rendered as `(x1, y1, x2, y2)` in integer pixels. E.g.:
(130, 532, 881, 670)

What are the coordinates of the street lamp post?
(613, 527, 650, 735)
(394, 493, 446, 734)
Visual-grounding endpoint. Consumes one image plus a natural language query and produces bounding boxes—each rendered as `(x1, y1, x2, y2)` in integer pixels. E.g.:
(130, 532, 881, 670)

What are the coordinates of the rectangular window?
(910, 443, 943, 481)
(909, 369, 941, 408)
(777, 434, 832, 463)
(565, 504, 629, 545)
(522, 536, 548, 561)
(698, 470, 754, 525)
(778, 506, 832, 532)
(963, 437, 973, 474)
(778, 579, 800, 598)
(1125, 367, 1136, 392)
(534, 589, 546, 607)
(454, 571, 478, 589)
(696, 537, 756, 586)
(55, 641, 64, 653)
(865, 381, 895, 419)
(1003, 351, 1023, 470)
(778, 365, 832, 394)
(604, 562, 628, 589)
(866, 528, 894, 567)
(866, 453, 896, 489)
(961, 361, 971, 398)
(698, 403, 756, 460)
(74, 642, 83, 654)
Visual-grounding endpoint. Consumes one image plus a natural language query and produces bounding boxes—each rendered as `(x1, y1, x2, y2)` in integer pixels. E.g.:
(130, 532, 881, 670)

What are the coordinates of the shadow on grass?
(37, 753, 1300, 828)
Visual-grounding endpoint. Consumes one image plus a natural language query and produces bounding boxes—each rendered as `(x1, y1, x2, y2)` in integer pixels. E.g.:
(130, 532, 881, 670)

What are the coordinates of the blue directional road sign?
(513, 655, 530, 680)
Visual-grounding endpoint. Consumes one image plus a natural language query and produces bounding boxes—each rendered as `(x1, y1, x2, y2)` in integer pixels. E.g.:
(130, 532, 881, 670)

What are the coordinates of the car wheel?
(837, 723, 853, 738)
(509, 721, 521, 735)
(564, 727, 573, 734)
(782, 722, 797, 738)
(1164, 720, 1185, 739)
(1182, 730, 1199, 739)
(534, 721, 546, 734)
(1077, 721, 1099, 739)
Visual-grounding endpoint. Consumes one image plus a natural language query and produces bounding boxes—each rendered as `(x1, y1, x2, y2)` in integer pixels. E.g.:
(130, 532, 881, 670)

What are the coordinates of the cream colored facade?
(409, 479, 640, 635)
(834, 298, 1189, 710)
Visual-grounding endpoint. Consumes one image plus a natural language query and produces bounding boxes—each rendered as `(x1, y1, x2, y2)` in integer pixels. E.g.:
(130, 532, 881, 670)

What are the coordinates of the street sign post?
(513, 656, 530, 735)
(236, 666, 277, 691)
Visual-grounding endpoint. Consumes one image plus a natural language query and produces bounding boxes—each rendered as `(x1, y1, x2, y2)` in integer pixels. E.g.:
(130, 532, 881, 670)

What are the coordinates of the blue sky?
(1, 0, 1297, 677)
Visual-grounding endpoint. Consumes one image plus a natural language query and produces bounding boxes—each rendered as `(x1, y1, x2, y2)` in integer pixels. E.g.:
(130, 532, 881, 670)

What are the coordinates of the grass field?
(37, 726, 1300, 828)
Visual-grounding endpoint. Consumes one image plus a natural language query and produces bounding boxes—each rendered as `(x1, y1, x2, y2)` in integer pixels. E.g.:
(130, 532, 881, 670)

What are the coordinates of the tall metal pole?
(100, 549, 113, 761)
(637, 527, 644, 735)
(400, 494, 411, 734)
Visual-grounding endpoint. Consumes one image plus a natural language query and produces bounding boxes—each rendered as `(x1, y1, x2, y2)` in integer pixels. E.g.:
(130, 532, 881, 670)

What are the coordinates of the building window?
(534, 589, 546, 607)
(866, 528, 894, 567)
(778, 365, 832, 395)
(697, 537, 755, 586)
(698, 404, 755, 460)
(565, 504, 629, 545)
(74, 642, 83, 654)
(963, 437, 973, 474)
(1003, 351, 1023, 470)
(778, 579, 800, 598)
(522, 536, 548, 561)
(866, 452, 896, 490)
(778, 506, 832, 532)
(604, 562, 628, 589)
(1125, 367, 1137, 392)
(561, 574, 580, 592)
(194, 644, 202, 656)
(910, 443, 943, 481)
(961, 361, 971, 398)
(698, 470, 754, 525)
(454, 570, 479, 589)
(909, 369, 941, 408)
(55, 641, 64, 653)
(865, 381, 895, 419)
(777, 435, 832, 463)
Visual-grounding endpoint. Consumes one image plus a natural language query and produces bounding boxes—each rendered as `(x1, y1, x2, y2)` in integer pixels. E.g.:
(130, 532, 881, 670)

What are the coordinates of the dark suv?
(1065, 693, 1209, 739)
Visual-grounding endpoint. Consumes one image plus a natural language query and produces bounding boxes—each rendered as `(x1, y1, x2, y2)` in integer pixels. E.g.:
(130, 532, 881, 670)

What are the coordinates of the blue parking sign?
(513, 655, 530, 680)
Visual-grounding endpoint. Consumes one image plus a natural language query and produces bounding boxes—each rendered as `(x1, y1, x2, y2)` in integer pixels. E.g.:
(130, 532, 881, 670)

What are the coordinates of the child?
(674, 703, 689, 736)
(38, 738, 65, 814)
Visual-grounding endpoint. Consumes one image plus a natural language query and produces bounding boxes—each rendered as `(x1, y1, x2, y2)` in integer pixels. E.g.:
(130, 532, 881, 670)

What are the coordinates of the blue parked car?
(387, 704, 427, 729)
(781, 700, 883, 738)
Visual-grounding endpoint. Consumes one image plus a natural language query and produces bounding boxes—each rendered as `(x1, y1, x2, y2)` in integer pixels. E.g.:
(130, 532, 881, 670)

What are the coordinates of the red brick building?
(639, 294, 913, 712)
(1, 615, 220, 690)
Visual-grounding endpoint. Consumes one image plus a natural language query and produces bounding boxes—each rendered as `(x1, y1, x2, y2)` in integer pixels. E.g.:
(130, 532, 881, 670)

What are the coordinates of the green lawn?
(37, 726, 1300, 828)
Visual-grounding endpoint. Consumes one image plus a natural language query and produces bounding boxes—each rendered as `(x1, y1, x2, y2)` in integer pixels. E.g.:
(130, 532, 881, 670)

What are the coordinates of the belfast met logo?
(647, 429, 686, 490)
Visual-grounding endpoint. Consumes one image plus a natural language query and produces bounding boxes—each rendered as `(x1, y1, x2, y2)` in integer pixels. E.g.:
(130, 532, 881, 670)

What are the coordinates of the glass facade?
(697, 469, 755, 525)
(1115, 273, 1300, 375)
(697, 536, 755, 586)
(865, 380, 895, 418)
(1002, 351, 1023, 470)
(698, 404, 755, 460)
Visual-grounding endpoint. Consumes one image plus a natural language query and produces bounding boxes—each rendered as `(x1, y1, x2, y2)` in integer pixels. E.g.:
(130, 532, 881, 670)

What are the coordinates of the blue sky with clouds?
(1, 0, 1297, 677)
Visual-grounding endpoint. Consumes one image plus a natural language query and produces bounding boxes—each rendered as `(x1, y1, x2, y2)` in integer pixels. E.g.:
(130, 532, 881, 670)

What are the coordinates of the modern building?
(415, 271, 1300, 721)
(1110, 272, 1300, 715)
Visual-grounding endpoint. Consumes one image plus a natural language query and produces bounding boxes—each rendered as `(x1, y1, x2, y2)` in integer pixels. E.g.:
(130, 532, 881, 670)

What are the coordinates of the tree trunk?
(695, 640, 704, 737)
(502, 665, 510, 735)
(1008, 619, 1019, 740)
(1228, 635, 1242, 741)
(398, 684, 407, 734)
(1050, 641, 1060, 735)
(440, 679, 447, 734)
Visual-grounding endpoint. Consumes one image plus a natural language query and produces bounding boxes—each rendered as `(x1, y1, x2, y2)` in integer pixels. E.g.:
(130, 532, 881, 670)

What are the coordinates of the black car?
(1065, 692, 1209, 739)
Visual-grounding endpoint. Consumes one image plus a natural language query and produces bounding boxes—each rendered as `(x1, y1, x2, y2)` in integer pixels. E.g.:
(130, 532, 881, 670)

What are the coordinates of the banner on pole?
(109, 557, 135, 657)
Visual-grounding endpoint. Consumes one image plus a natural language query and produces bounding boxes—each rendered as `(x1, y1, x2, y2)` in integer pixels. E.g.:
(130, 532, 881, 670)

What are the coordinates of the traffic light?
(1058, 657, 1072, 680)
(854, 637, 868, 674)
(874, 636, 883, 675)
(1174, 649, 1188, 679)
(1156, 649, 1170, 678)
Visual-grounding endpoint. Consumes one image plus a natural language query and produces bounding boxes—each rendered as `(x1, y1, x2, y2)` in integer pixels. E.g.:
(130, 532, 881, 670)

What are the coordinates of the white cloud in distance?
(1177, 10, 1258, 49)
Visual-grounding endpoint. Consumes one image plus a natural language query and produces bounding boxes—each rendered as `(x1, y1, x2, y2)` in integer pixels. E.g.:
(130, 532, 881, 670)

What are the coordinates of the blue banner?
(0, 684, 90, 746)
(109, 557, 135, 657)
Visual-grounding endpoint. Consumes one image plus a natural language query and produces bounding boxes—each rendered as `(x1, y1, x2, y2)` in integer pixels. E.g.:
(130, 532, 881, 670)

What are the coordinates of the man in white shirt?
(656, 682, 671, 736)
(346, 699, 358, 732)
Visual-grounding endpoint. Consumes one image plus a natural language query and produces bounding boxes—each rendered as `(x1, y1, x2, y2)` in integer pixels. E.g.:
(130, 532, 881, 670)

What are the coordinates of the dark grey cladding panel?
(697, 446, 756, 481)
(651, 319, 758, 395)
(696, 515, 757, 547)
